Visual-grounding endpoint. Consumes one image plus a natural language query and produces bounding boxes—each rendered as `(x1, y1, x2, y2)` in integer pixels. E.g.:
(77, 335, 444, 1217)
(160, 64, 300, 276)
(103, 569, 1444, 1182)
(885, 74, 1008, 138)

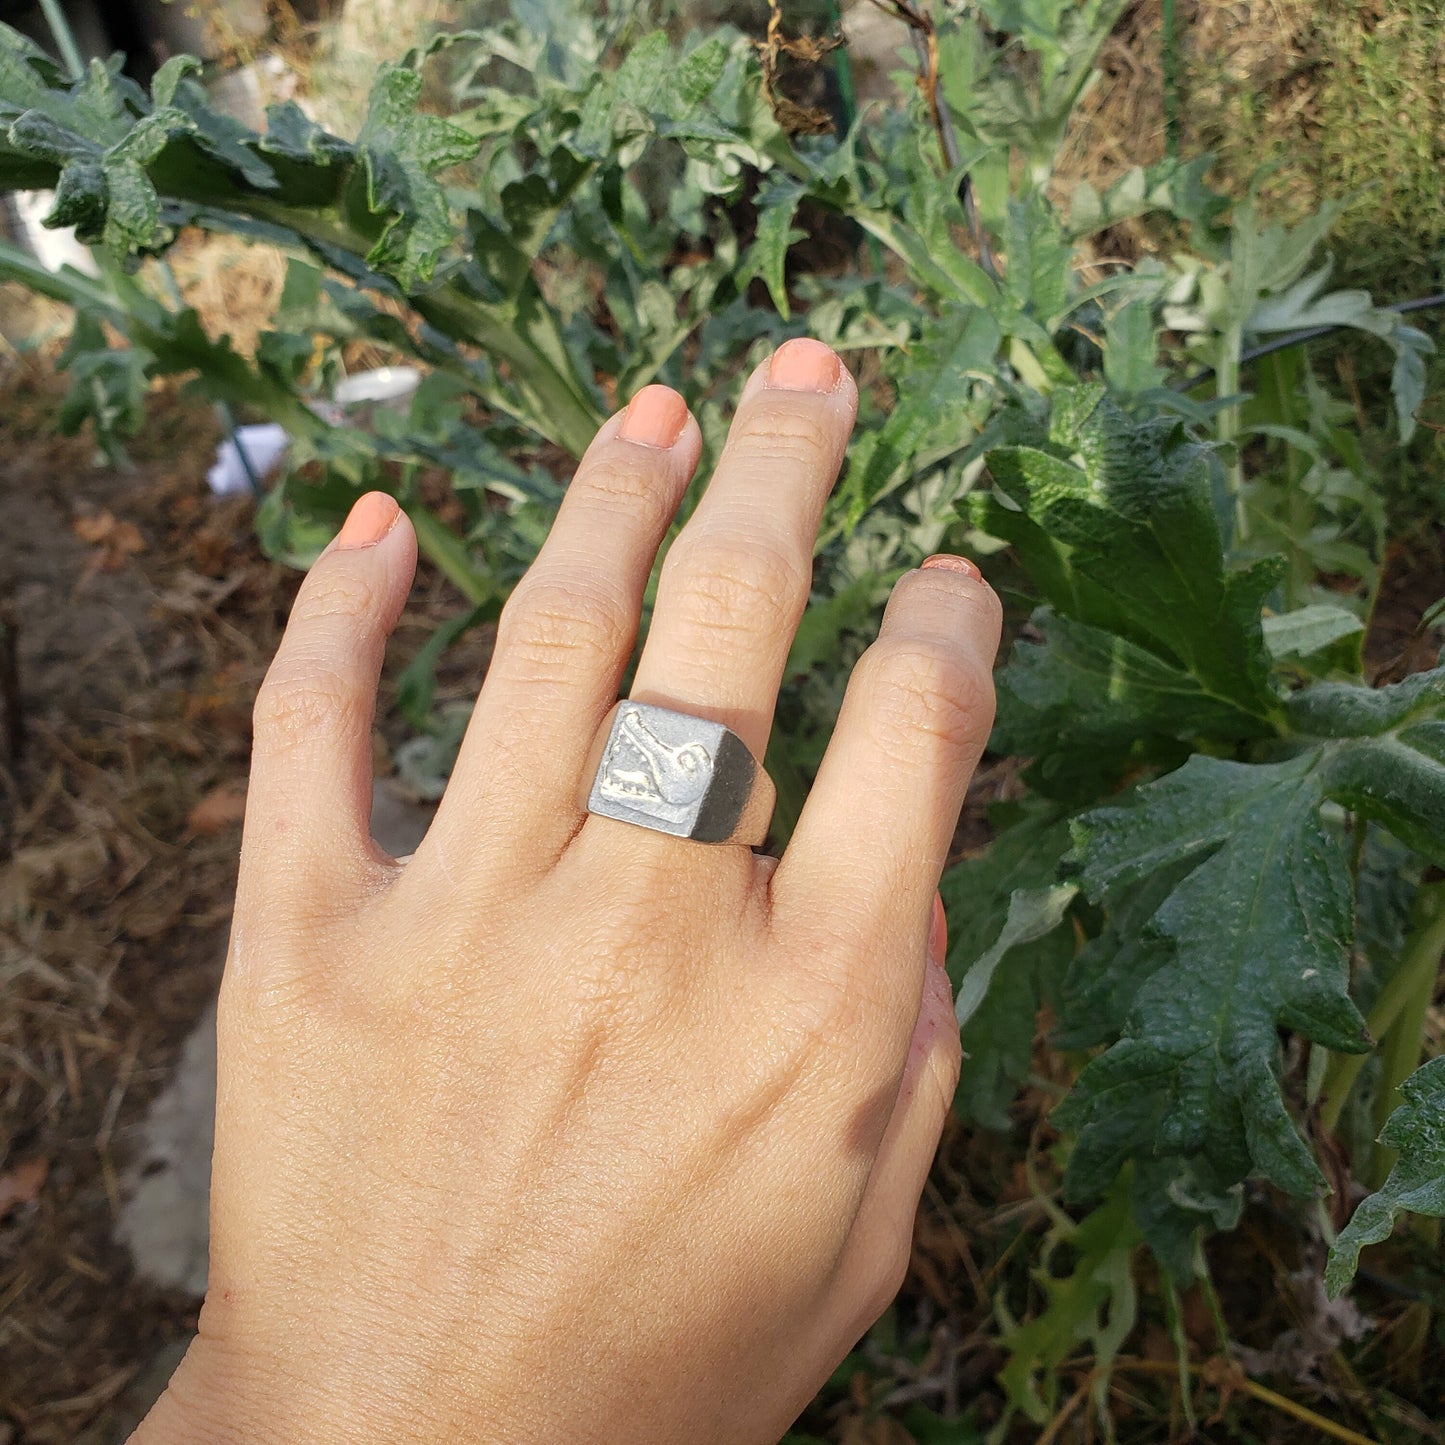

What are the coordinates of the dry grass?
(161, 235, 289, 360)
(1059, 0, 1445, 292)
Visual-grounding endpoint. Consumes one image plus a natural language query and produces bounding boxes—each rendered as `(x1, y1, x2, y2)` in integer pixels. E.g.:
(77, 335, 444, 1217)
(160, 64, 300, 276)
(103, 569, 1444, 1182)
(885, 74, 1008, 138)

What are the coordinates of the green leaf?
(1391, 324, 1433, 443)
(1059, 753, 1370, 1204)
(1102, 298, 1165, 396)
(1130, 1154, 1243, 1284)
(837, 303, 1000, 527)
(1326, 1056, 1445, 1296)
(955, 884, 1078, 1028)
(260, 100, 354, 165)
(983, 388, 1282, 724)
(941, 811, 1076, 1128)
(785, 571, 894, 679)
(994, 609, 1268, 799)
(1288, 668, 1445, 738)
(741, 180, 804, 319)
(1261, 604, 1365, 662)
(1003, 191, 1071, 328)
(1289, 669, 1445, 866)
(54, 312, 149, 463)
(357, 65, 482, 288)
(396, 601, 497, 729)
(997, 1176, 1140, 1425)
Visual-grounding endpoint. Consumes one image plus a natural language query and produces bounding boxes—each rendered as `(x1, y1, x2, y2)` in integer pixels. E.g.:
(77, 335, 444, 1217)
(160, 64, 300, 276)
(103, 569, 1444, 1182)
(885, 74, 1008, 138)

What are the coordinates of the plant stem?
(1216, 321, 1246, 543)
(1320, 877, 1445, 1136)
(220, 198, 604, 458)
(37, 0, 85, 77)
(822, 0, 885, 276)
(1369, 878, 1445, 1185)
(1116, 1358, 1381, 1445)
(1160, 0, 1179, 160)
(406, 505, 495, 606)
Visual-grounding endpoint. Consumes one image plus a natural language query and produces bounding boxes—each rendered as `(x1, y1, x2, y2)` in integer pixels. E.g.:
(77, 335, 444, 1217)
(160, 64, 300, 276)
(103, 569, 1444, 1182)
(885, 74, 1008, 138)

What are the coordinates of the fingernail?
(921, 554, 983, 582)
(336, 492, 401, 550)
(928, 892, 948, 971)
(619, 385, 689, 449)
(768, 337, 842, 393)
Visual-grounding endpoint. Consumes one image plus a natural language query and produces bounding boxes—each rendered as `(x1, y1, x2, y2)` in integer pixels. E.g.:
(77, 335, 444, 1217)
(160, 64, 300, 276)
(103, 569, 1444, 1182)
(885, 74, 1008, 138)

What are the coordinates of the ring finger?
(626, 338, 858, 760)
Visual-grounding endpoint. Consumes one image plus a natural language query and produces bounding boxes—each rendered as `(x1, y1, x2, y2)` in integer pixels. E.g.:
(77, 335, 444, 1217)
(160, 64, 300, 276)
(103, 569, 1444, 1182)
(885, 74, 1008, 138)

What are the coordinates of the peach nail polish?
(921, 554, 983, 581)
(768, 337, 842, 392)
(336, 492, 401, 550)
(929, 892, 948, 970)
(619, 385, 688, 449)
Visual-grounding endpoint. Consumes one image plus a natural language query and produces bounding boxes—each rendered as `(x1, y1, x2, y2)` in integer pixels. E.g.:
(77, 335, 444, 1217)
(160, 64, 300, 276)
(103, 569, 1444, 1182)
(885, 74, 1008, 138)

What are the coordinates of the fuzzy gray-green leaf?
(357, 65, 482, 289)
(1326, 1056, 1445, 1295)
(1059, 753, 1368, 1200)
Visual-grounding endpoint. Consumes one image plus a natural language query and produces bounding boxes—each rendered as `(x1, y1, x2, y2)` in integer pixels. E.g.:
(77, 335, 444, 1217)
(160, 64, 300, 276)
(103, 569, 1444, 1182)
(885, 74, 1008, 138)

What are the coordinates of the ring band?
(583, 701, 776, 846)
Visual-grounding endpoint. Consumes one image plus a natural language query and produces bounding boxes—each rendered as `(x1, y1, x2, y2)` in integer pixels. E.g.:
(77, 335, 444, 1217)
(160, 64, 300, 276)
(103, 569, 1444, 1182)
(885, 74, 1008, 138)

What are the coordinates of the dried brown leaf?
(186, 782, 248, 835)
(0, 1157, 50, 1217)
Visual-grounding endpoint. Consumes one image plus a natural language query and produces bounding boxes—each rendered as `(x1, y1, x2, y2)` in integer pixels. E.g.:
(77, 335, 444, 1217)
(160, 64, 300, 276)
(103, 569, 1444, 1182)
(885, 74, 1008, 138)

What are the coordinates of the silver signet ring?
(583, 701, 776, 846)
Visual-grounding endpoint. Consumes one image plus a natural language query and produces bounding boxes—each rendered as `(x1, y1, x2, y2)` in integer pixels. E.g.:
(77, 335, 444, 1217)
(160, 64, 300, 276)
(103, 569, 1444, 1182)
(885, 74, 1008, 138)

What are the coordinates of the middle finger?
(628, 338, 858, 757)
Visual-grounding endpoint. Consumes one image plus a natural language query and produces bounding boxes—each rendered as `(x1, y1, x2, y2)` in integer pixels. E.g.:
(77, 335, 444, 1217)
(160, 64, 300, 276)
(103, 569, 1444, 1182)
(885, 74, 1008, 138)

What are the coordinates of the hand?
(134, 340, 1001, 1445)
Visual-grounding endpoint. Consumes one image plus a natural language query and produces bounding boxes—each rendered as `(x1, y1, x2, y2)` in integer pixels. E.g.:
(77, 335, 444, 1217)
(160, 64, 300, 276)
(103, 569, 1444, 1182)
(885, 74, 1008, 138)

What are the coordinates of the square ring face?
(587, 703, 727, 837)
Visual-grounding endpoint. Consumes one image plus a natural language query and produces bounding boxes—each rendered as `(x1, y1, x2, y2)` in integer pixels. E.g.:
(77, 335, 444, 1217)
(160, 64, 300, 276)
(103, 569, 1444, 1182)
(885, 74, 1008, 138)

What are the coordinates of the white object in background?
(206, 422, 291, 497)
(8, 191, 99, 276)
(334, 365, 422, 413)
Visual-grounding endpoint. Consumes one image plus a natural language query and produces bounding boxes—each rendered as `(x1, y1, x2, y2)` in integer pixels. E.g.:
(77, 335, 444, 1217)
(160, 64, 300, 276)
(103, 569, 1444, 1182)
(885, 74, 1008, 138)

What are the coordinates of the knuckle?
(573, 454, 665, 512)
(252, 666, 362, 755)
(297, 566, 379, 624)
(663, 534, 810, 632)
(853, 639, 994, 760)
(497, 574, 632, 680)
(734, 400, 838, 468)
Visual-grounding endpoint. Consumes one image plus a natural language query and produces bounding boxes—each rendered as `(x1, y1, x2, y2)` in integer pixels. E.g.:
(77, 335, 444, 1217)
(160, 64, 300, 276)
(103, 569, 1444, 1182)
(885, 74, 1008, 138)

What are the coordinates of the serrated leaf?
(994, 609, 1268, 799)
(1326, 1056, 1445, 1296)
(1130, 1154, 1243, 1283)
(357, 65, 481, 288)
(997, 1177, 1140, 1425)
(54, 311, 150, 463)
(786, 571, 892, 679)
(1288, 668, 1445, 866)
(260, 100, 354, 164)
(1059, 753, 1369, 1203)
(983, 388, 1281, 723)
(0, 25, 139, 146)
(1247, 265, 1385, 338)
(1003, 191, 1070, 327)
(1289, 668, 1445, 737)
(1054, 866, 1183, 1051)
(838, 303, 1000, 526)
(742, 180, 804, 319)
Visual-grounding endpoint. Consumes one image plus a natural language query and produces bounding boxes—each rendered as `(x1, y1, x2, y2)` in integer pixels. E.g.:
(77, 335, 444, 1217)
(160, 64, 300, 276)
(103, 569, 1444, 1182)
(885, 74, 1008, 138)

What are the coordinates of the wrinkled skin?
(133, 341, 1000, 1445)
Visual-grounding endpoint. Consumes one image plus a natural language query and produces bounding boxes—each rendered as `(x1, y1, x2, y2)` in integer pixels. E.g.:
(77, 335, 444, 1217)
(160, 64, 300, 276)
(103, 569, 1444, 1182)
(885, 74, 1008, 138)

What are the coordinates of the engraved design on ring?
(598, 707, 714, 823)
(584, 701, 776, 846)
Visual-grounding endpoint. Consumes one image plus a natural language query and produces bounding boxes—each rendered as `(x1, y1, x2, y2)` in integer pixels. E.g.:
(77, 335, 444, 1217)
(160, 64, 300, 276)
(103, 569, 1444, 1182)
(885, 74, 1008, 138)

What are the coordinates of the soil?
(0, 359, 488, 1444)
(0, 363, 279, 1445)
